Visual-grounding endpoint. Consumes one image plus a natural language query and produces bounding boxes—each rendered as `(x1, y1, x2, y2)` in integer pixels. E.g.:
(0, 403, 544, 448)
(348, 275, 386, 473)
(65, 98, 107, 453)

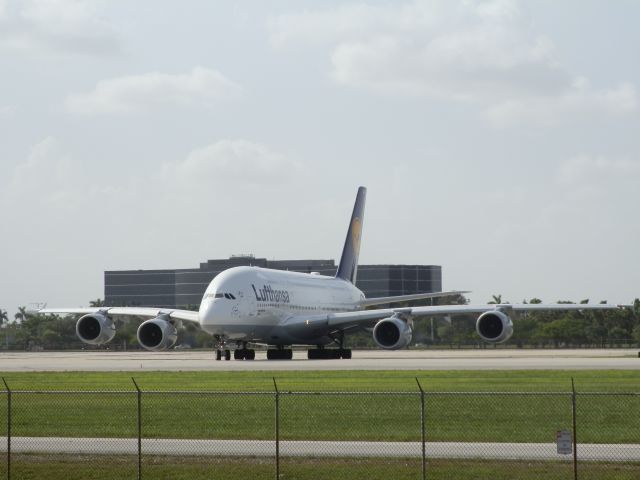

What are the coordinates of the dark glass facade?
(104, 256, 442, 308)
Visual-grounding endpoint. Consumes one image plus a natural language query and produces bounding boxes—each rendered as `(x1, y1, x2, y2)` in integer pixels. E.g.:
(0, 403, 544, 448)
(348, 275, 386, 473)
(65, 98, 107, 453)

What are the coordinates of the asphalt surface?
(3, 437, 639, 462)
(0, 349, 638, 371)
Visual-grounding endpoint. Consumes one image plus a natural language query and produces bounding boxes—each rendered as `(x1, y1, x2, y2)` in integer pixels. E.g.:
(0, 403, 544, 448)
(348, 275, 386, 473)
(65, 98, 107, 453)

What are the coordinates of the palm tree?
(488, 294, 502, 305)
(89, 298, 105, 307)
(14, 305, 28, 323)
(0, 309, 8, 327)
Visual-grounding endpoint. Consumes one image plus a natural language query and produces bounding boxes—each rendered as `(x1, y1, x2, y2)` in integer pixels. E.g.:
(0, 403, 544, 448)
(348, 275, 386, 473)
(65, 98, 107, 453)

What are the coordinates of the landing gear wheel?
(215, 350, 222, 361)
(340, 349, 352, 359)
(308, 348, 340, 359)
(224, 349, 231, 361)
(232, 349, 256, 360)
(267, 348, 293, 360)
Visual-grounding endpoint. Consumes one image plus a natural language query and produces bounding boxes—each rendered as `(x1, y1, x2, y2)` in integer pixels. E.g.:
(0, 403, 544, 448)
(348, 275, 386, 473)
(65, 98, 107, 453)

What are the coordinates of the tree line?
(1, 295, 639, 350)
(411, 295, 640, 348)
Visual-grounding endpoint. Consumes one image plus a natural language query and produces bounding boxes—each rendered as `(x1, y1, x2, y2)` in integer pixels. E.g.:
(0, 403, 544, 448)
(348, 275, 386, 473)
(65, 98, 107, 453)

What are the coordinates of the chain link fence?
(1, 379, 638, 480)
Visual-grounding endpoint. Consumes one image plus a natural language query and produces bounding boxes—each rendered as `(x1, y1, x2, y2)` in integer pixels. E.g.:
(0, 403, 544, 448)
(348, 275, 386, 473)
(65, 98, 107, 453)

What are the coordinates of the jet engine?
(476, 310, 514, 343)
(373, 316, 413, 350)
(76, 312, 116, 345)
(137, 316, 178, 351)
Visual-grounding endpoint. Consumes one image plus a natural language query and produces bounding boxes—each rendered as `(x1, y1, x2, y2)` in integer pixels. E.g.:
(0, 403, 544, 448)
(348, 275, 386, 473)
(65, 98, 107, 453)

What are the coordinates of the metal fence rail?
(1, 378, 638, 480)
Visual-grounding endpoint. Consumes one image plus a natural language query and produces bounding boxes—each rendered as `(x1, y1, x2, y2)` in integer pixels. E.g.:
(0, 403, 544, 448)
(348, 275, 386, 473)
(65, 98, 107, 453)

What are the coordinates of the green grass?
(1, 369, 639, 392)
(5, 454, 640, 480)
(0, 370, 638, 443)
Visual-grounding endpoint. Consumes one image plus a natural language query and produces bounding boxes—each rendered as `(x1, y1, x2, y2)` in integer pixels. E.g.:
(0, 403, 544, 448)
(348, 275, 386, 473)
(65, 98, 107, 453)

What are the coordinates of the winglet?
(336, 186, 367, 284)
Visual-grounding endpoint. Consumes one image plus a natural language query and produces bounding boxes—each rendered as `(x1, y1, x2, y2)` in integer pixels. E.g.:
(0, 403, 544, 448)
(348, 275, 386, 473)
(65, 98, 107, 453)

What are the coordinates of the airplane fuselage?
(198, 266, 364, 345)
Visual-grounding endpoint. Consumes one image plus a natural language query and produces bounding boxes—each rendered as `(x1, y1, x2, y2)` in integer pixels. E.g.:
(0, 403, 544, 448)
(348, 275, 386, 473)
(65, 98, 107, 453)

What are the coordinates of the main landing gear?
(234, 348, 256, 360)
(266, 348, 293, 360)
(215, 341, 255, 361)
(307, 332, 352, 359)
(307, 348, 352, 359)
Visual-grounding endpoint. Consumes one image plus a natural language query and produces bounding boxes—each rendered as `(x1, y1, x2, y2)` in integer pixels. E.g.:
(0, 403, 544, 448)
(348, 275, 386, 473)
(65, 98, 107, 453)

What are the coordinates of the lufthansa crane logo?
(351, 217, 362, 256)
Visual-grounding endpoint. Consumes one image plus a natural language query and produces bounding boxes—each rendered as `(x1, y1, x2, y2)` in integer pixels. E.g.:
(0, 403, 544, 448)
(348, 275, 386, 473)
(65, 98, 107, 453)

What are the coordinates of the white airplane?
(36, 186, 624, 360)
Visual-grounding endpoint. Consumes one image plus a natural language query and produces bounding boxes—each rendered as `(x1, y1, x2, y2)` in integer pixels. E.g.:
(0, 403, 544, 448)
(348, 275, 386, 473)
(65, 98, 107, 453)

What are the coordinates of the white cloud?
(162, 139, 301, 188)
(0, 105, 14, 118)
(547, 154, 640, 207)
(556, 155, 640, 186)
(270, 1, 566, 98)
(4, 136, 93, 209)
(2, 137, 300, 216)
(0, 0, 119, 55)
(11, 136, 72, 187)
(65, 67, 241, 115)
(269, 0, 636, 126)
(486, 80, 637, 127)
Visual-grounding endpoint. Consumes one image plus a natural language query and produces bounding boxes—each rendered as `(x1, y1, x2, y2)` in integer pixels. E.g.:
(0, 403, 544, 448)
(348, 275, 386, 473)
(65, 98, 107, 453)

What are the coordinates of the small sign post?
(557, 429, 573, 455)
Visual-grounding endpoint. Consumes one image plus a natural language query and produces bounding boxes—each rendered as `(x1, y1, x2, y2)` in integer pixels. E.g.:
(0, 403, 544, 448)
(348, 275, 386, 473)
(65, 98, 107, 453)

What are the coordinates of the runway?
(0, 348, 638, 371)
(3, 437, 639, 462)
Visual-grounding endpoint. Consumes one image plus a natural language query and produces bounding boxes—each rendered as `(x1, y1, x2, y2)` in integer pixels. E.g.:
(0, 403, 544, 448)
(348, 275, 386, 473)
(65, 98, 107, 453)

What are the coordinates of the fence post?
(571, 378, 578, 480)
(132, 378, 142, 480)
(273, 377, 280, 480)
(2, 378, 10, 480)
(415, 378, 426, 480)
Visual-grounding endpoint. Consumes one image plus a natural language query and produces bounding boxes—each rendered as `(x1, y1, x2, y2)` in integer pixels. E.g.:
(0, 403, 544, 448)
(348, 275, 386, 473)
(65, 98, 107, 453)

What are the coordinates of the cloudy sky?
(1, 0, 639, 313)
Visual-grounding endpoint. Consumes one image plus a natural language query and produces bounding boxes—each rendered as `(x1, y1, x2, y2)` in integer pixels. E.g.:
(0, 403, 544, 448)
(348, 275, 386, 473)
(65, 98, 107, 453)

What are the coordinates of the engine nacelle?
(373, 316, 413, 350)
(137, 317, 178, 351)
(476, 310, 514, 343)
(76, 313, 116, 345)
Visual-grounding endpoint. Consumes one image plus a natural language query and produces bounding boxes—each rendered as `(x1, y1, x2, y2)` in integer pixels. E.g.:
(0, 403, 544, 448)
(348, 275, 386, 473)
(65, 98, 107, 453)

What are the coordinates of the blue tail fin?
(336, 186, 367, 284)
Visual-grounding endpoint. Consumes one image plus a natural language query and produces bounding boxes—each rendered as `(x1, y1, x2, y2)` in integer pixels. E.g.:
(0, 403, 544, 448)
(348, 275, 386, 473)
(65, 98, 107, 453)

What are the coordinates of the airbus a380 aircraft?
(36, 186, 623, 360)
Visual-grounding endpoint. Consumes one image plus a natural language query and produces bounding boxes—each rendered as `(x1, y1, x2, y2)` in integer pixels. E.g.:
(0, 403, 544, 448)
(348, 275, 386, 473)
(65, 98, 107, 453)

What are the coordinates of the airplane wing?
(284, 303, 625, 333)
(358, 290, 470, 308)
(34, 307, 200, 323)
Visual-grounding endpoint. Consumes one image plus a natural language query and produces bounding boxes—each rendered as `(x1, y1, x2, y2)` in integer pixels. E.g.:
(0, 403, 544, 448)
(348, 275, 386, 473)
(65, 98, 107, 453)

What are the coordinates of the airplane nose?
(201, 298, 227, 326)
(199, 299, 214, 322)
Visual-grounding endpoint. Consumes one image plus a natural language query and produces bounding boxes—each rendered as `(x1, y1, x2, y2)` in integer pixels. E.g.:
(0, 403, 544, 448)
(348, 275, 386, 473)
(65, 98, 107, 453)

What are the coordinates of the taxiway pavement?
(0, 349, 638, 371)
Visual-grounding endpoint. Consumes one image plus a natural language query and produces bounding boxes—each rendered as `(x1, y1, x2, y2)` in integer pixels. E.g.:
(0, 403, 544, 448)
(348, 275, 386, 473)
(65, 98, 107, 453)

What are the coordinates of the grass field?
(3, 454, 639, 480)
(1, 370, 638, 480)
(1, 368, 639, 391)
(0, 370, 638, 443)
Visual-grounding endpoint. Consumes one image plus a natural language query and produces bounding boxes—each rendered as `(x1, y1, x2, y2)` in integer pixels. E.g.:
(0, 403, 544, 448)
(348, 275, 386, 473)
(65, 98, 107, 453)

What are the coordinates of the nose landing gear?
(215, 349, 231, 361)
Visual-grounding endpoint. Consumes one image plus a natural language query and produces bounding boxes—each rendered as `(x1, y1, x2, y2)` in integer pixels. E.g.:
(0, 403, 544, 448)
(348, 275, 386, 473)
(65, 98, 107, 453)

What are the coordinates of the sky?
(1, 0, 639, 314)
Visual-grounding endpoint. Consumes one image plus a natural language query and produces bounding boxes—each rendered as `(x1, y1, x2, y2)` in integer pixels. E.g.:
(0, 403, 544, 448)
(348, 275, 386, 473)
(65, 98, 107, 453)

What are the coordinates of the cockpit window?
(215, 292, 236, 300)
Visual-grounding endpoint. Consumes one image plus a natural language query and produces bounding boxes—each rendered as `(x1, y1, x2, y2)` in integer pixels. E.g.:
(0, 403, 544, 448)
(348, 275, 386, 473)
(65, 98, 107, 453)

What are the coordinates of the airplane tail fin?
(336, 186, 367, 284)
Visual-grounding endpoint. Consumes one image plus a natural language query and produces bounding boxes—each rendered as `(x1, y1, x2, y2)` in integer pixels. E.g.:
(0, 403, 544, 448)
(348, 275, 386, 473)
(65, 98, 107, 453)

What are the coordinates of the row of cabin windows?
(257, 303, 343, 313)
